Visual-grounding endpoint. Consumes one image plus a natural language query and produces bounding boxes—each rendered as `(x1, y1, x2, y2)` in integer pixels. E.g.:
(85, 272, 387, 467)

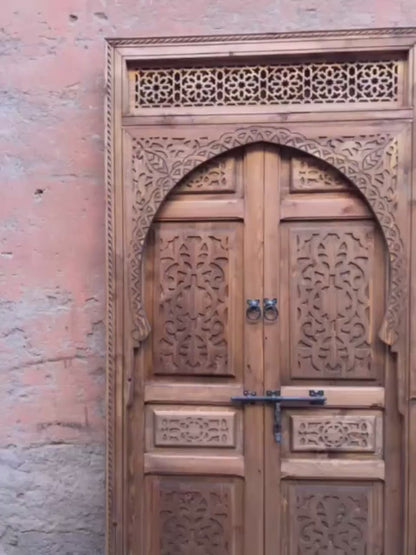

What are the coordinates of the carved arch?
(130, 126, 403, 348)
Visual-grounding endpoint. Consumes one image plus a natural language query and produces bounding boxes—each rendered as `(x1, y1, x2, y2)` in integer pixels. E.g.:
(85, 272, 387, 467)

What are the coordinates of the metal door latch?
(231, 389, 325, 443)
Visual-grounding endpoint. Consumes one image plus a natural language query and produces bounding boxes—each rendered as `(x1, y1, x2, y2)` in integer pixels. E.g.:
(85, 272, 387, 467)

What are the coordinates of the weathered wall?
(1, 1, 416, 554)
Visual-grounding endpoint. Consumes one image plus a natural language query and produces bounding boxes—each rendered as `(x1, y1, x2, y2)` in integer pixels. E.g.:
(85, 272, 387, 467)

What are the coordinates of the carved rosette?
(130, 126, 404, 347)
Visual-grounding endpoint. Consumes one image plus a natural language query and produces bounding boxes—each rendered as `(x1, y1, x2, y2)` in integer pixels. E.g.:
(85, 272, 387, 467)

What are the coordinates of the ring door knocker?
(246, 299, 262, 322)
(263, 298, 278, 322)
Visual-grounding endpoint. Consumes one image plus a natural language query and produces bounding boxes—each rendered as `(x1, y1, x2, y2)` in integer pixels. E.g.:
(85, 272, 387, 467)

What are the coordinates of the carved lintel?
(106, 27, 416, 48)
(129, 126, 405, 349)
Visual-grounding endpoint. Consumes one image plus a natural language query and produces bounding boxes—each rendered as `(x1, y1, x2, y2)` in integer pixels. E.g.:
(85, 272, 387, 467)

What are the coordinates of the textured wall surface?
(2, 1, 416, 554)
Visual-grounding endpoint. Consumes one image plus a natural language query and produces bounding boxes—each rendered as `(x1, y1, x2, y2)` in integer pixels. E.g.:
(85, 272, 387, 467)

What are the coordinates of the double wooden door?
(130, 143, 401, 554)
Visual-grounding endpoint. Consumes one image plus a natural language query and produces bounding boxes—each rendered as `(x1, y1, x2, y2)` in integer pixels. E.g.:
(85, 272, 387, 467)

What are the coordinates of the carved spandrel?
(159, 480, 232, 555)
(173, 156, 236, 194)
(290, 414, 381, 453)
(153, 223, 240, 376)
(288, 483, 376, 554)
(291, 154, 349, 192)
(154, 409, 236, 447)
(290, 225, 375, 379)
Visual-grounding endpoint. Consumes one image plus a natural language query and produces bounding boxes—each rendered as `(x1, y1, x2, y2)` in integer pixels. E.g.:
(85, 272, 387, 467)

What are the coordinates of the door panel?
(135, 144, 400, 555)
(283, 409, 384, 455)
(264, 148, 396, 555)
(151, 221, 243, 377)
(281, 481, 383, 555)
(287, 222, 377, 380)
(145, 476, 244, 555)
(139, 147, 264, 555)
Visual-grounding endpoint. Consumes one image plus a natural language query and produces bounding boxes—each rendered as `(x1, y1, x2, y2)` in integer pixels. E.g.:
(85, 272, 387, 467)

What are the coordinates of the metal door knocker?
(263, 298, 278, 321)
(246, 299, 262, 321)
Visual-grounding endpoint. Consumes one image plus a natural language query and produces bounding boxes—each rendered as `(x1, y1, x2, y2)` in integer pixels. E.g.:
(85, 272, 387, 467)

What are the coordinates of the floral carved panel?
(151, 222, 242, 377)
(285, 482, 382, 555)
(157, 479, 234, 555)
(129, 126, 403, 349)
(289, 224, 375, 379)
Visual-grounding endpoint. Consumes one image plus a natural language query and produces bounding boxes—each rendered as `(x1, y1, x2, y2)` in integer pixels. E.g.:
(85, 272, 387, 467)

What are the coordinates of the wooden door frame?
(105, 28, 416, 554)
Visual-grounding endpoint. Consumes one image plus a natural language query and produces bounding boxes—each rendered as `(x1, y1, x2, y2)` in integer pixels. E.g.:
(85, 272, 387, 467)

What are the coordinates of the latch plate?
(231, 389, 325, 443)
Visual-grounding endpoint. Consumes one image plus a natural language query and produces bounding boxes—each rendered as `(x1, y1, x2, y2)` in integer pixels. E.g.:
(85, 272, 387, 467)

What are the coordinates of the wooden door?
(133, 145, 265, 555)
(130, 143, 401, 554)
(262, 146, 400, 554)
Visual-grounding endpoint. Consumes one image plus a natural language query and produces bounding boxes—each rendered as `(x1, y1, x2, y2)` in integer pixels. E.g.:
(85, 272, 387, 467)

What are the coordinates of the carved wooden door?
(261, 145, 400, 554)
(131, 142, 400, 555)
(136, 144, 264, 554)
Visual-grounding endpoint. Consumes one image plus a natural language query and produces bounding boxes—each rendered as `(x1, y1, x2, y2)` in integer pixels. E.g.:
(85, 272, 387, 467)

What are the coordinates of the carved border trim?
(107, 27, 416, 47)
(105, 42, 115, 555)
(130, 126, 404, 348)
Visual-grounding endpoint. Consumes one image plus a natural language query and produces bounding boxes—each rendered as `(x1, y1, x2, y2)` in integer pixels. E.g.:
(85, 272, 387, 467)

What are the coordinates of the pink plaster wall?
(1, 1, 416, 553)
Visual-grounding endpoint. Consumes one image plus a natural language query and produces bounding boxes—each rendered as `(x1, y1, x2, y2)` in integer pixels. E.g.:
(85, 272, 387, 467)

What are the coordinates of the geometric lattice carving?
(291, 414, 380, 452)
(290, 483, 372, 554)
(174, 156, 236, 194)
(292, 155, 348, 192)
(290, 225, 374, 379)
(159, 480, 232, 555)
(132, 60, 399, 110)
(153, 223, 240, 376)
(154, 409, 236, 447)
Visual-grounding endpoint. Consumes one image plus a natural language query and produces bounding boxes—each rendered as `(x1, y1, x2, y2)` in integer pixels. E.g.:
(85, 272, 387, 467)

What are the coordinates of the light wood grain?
(144, 383, 242, 404)
(156, 199, 244, 221)
(144, 454, 245, 476)
(281, 458, 385, 480)
(280, 195, 372, 220)
(280, 386, 385, 408)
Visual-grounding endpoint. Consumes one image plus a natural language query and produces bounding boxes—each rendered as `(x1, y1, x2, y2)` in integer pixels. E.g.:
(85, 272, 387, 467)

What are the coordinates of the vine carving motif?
(293, 486, 370, 554)
(291, 227, 373, 379)
(154, 227, 231, 376)
(159, 482, 231, 555)
(130, 126, 403, 347)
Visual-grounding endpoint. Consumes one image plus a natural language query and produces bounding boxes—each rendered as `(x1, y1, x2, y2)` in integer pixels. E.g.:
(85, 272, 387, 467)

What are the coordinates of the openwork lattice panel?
(131, 59, 401, 110)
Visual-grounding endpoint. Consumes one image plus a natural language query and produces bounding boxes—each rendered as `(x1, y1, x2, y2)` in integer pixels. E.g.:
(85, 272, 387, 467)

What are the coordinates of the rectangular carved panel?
(147, 477, 242, 555)
(172, 155, 237, 194)
(291, 154, 349, 192)
(151, 408, 237, 448)
(153, 222, 243, 376)
(289, 223, 376, 379)
(290, 413, 382, 454)
(131, 58, 400, 110)
(283, 482, 383, 554)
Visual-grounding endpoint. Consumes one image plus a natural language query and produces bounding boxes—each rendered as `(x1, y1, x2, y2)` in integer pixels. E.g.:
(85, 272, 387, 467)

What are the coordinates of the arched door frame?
(129, 126, 404, 349)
